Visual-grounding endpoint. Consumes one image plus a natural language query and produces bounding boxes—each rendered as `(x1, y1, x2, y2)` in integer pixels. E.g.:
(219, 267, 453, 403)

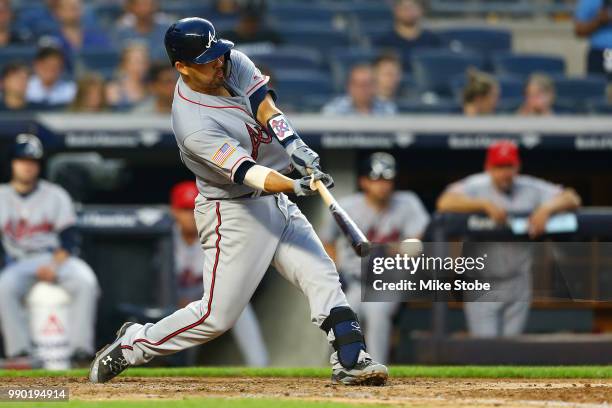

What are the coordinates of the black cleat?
(88, 322, 135, 383)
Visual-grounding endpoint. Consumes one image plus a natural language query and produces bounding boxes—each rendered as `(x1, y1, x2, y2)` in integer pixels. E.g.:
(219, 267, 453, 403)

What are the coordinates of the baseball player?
(436, 140, 581, 337)
(90, 17, 388, 386)
(171, 181, 268, 367)
(0, 134, 99, 365)
(321, 153, 430, 363)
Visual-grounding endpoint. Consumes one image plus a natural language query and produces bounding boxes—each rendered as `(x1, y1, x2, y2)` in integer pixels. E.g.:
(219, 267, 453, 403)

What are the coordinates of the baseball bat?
(311, 176, 371, 257)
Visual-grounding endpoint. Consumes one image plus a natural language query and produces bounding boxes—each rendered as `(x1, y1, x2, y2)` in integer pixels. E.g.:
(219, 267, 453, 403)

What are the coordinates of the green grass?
(1, 365, 611, 379)
(1, 398, 383, 408)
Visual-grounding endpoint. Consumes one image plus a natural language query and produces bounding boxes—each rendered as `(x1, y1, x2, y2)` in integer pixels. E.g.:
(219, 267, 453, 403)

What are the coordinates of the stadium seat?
(247, 46, 324, 72)
(158, 2, 212, 19)
(329, 48, 380, 85)
(411, 49, 486, 96)
(437, 27, 512, 54)
(553, 76, 608, 104)
(0, 46, 38, 66)
(273, 71, 335, 108)
(397, 98, 462, 114)
(492, 53, 566, 78)
(76, 49, 120, 78)
(450, 74, 524, 101)
(430, 0, 533, 17)
(268, 3, 339, 27)
(276, 25, 352, 50)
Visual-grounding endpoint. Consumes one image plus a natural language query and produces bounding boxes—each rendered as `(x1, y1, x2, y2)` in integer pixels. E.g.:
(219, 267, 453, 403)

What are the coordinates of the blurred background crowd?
(0, 0, 610, 115)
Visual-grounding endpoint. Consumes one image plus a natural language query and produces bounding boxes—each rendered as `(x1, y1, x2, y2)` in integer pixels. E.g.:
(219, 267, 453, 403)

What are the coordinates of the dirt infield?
(2, 376, 611, 407)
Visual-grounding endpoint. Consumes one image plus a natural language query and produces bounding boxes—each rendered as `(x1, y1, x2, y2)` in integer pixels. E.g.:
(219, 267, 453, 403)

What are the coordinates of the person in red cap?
(436, 140, 581, 337)
(170, 181, 269, 367)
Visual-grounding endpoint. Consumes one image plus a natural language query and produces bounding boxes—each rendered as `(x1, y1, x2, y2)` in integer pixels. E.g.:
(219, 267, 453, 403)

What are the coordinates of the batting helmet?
(164, 17, 234, 66)
(361, 152, 397, 180)
(13, 133, 44, 160)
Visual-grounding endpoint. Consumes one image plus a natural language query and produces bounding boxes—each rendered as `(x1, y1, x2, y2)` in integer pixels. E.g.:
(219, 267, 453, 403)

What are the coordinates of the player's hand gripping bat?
(310, 172, 371, 257)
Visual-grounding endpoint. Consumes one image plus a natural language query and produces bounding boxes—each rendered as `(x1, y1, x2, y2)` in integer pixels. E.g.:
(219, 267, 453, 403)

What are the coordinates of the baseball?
(402, 238, 424, 257)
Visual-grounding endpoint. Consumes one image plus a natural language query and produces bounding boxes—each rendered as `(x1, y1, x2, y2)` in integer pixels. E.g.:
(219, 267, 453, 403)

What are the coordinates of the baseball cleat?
(89, 322, 135, 383)
(330, 350, 388, 386)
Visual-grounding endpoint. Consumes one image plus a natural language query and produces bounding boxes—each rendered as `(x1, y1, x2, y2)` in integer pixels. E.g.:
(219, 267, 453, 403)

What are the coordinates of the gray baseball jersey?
(172, 49, 291, 199)
(320, 191, 430, 279)
(119, 49, 349, 366)
(446, 172, 562, 212)
(0, 181, 76, 260)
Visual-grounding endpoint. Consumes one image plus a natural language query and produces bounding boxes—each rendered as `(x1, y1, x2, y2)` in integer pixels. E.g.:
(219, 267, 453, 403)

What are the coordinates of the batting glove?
(290, 144, 321, 177)
(293, 170, 334, 196)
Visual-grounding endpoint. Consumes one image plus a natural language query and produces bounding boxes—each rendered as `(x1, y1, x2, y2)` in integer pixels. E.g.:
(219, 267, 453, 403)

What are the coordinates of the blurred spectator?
(373, 53, 403, 103)
(213, 0, 242, 19)
(222, 7, 281, 46)
(574, 0, 612, 80)
(115, 0, 172, 61)
(0, 0, 33, 45)
(26, 46, 76, 107)
(375, 0, 442, 53)
(50, 0, 112, 56)
(323, 64, 397, 115)
(106, 42, 150, 110)
(0, 62, 34, 111)
(69, 73, 108, 112)
(132, 63, 176, 114)
(518, 73, 556, 116)
(462, 69, 499, 116)
(437, 141, 581, 338)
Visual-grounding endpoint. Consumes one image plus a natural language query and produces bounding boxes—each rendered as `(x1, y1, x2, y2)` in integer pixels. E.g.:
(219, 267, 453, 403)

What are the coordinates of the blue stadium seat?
(247, 46, 324, 72)
(0, 46, 37, 66)
(343, 2, 393, 25)
(397, 98, 462, 114)
(450, 74, 524, 101)
(329, 48, 380, 85)
(553, 76, 608, 104)
(273, 70, 335, 107)
(268, 3, 339, 27)
(588, 100, 612, 114)
(159, 2, 212, 19)
(438, 27, 512, 54)
(276, 25, 351, 49)
(493, 53, 566, 78)
(76, 49, 120, 77)
(430, 0, 533, 17)
(411, 49, 486, 96)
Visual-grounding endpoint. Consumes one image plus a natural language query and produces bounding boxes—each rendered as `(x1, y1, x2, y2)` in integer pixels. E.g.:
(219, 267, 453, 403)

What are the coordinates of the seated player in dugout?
(89, 17, 389, 386)
(321, 152, 430, 364)
(436, 141, 581, 338)
(0, 134, 100, 366)
(170, 181, 268, 367)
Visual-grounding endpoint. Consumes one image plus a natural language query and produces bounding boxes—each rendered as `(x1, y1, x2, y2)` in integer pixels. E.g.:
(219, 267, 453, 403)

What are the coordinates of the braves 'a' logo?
(270, 118, 294, 141)
(206, 31, 217, 49)
(246, 123, 272, 160)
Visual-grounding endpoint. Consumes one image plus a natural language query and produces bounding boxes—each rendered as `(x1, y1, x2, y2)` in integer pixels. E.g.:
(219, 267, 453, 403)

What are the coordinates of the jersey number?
(246, 123, 272, 160)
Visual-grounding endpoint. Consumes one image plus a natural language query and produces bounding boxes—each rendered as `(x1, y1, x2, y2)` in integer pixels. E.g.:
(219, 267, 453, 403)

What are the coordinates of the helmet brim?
(192, 39, 234, 64)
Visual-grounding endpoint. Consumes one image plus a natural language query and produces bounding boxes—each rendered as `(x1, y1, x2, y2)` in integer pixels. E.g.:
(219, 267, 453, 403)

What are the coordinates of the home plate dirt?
(2, 377, 611, 407)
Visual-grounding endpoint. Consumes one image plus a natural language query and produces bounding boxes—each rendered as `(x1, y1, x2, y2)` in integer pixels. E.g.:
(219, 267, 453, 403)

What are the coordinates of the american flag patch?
(212, 143, 236, 166)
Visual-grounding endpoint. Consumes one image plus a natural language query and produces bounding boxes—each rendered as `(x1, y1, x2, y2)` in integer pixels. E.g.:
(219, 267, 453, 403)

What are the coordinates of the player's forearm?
(323, 242, 337, 263)
(436, 192, 490, 213)
(538, 189, 582, 215)
(257, 94, 309, 155)
(242, 164, 294, 194)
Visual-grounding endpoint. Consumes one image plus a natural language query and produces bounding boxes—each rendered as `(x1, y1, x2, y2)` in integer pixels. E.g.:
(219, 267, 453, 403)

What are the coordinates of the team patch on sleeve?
(212, 143, 236, 166)
(269, 115, 295, 142)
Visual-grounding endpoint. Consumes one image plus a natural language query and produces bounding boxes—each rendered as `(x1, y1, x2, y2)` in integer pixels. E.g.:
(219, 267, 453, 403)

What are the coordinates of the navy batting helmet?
(361, 152, 396, 180)
(164, 17, 234, 66)
(13, 133, 44, 160)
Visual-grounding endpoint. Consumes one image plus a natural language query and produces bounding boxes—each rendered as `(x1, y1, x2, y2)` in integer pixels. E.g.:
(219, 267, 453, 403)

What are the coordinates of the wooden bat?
(311, 175, 371, 257)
